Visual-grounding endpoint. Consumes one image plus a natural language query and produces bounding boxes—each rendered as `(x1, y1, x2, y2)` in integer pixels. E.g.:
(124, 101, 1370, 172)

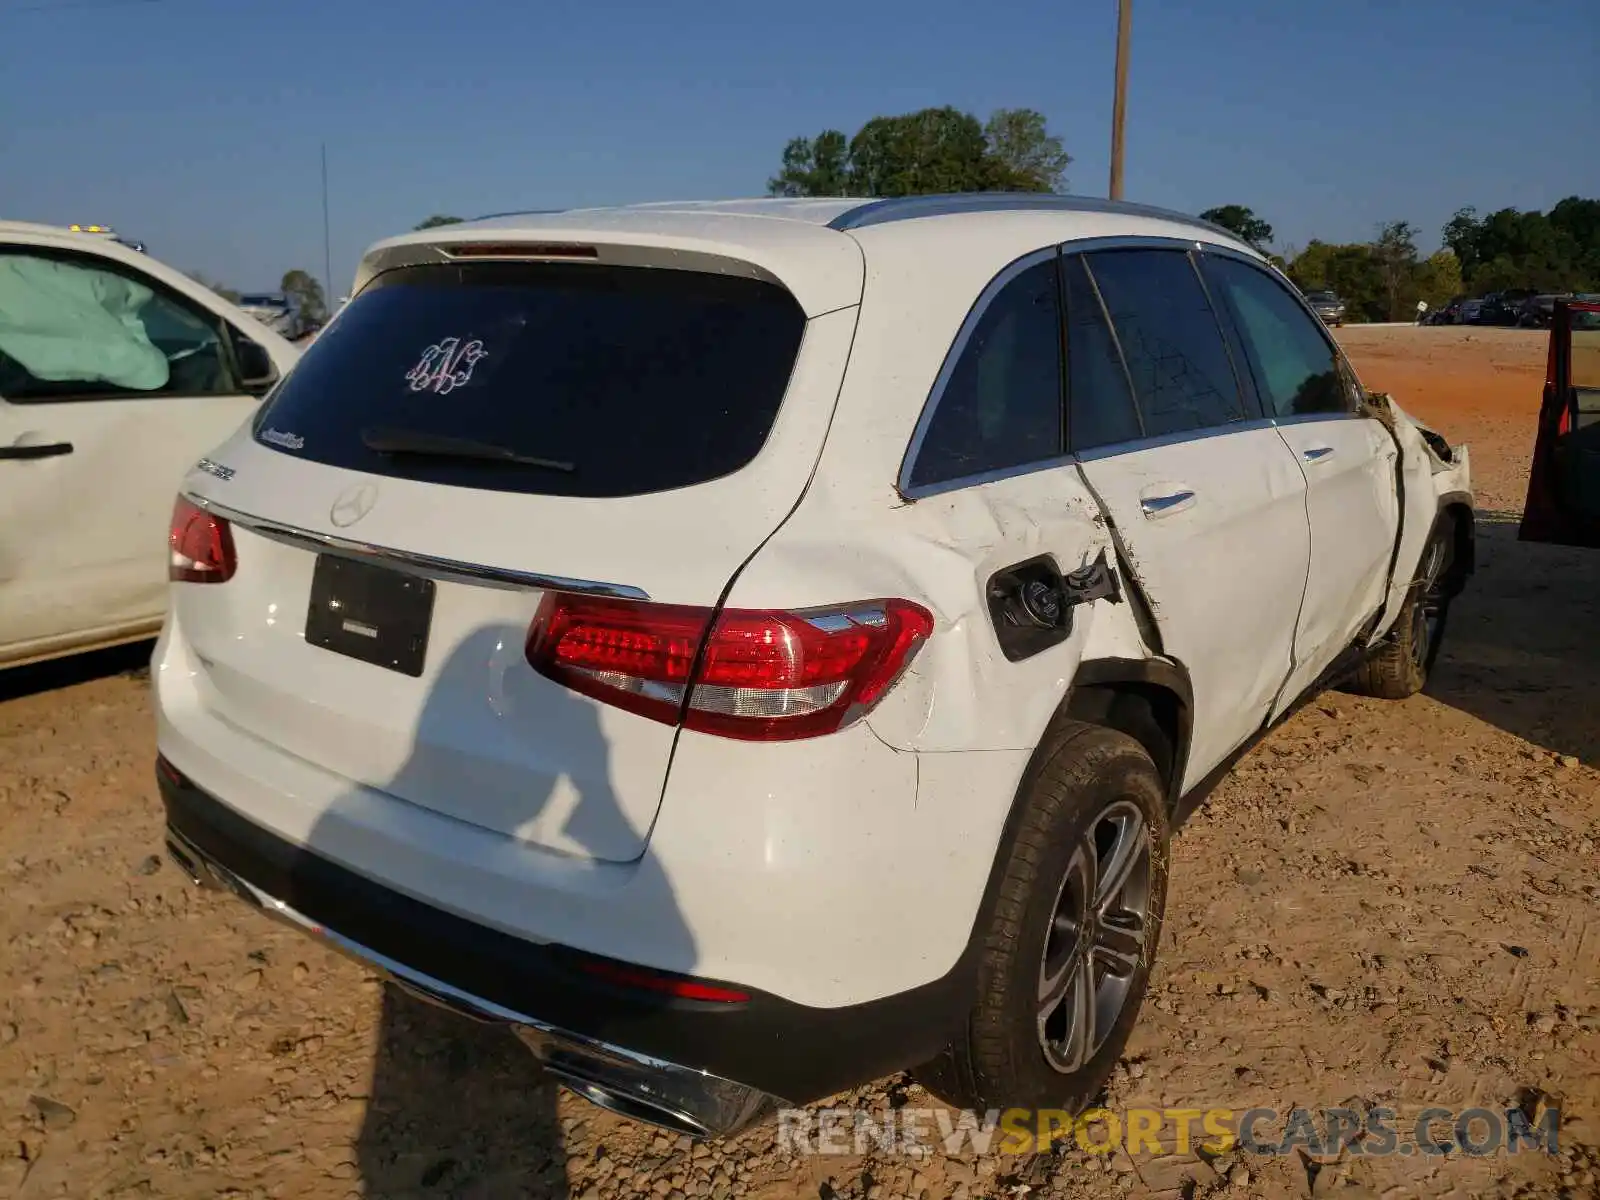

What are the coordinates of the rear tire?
(915, 722, 1169, 1117)
(1349, 523, 1453, 700)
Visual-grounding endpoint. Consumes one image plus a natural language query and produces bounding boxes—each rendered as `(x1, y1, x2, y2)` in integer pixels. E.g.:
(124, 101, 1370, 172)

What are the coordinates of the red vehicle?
(1521, 297, 1600, 548)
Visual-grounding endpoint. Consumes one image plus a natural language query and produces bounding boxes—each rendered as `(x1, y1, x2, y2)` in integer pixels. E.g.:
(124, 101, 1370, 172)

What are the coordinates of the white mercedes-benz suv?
(155, 195, 1474, 1139)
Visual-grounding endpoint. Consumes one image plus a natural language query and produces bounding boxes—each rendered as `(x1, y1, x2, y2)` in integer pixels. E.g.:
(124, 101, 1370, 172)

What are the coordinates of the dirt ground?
(1, 326, 1596, 1200)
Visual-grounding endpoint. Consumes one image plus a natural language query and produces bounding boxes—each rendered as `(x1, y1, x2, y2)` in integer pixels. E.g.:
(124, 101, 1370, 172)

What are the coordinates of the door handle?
(1138, 489, 1196, 518)
(1301, 446, 1336, 462)
(0, 441, 73, 461)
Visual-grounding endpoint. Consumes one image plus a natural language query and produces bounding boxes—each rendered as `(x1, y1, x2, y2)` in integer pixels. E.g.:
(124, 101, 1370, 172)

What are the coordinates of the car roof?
(361, 194, 1256, 317)
(468, 193, 1237, 235)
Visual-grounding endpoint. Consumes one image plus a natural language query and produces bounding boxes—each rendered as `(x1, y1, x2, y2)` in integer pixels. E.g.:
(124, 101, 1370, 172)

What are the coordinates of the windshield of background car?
(249, 259, 808, 498)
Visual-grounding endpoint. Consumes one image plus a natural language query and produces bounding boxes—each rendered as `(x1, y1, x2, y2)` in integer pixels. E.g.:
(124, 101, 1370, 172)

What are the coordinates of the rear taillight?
(525, 594, 934, 741)
(574, 957, 750, 1003)
(169, 496, 236, 584)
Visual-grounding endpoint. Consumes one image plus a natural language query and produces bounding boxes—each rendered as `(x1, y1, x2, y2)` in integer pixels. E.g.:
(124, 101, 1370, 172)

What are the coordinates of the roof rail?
(824, 192, 1234, 239)
(467, 208, 569, 222)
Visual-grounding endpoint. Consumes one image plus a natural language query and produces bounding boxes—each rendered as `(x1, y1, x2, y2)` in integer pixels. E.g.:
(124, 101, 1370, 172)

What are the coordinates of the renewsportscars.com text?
(777, 1104, 1562, 1159)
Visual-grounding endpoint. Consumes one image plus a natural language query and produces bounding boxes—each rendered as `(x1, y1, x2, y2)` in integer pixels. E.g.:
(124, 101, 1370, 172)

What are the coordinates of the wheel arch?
(1060, 657, 1194, 813)
(1435, 495, 1475, 597)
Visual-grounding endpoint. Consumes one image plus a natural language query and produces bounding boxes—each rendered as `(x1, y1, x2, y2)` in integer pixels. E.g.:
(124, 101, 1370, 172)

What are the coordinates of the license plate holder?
(305, 554, 435, 677)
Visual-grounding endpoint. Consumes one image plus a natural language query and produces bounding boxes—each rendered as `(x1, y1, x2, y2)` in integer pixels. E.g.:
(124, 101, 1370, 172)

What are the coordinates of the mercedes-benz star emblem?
(329, 483, 379, 528)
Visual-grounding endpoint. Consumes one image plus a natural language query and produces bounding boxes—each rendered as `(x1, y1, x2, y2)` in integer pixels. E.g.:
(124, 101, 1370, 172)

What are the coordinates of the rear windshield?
(250, 261, 807, 498)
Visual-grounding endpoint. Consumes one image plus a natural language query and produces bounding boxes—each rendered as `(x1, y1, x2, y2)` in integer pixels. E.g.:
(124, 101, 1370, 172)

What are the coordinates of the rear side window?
(1082, 250, 1244, 438)
(907, 257, 1062, 489)
(251, 262, 807, 499)
(1201, 255, 1351, 418)
(1061, 254, 1141, 451)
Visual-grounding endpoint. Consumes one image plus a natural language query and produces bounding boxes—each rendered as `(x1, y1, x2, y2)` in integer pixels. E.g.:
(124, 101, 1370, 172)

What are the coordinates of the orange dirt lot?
(0, 327, 1596, 1200)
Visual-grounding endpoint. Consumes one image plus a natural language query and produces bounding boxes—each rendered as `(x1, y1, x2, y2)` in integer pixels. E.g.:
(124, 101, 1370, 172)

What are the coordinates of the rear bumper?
(158, 761, 978, 1119)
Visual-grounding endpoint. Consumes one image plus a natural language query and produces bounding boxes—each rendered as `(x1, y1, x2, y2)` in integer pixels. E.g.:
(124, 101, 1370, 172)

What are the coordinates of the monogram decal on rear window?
(405, 336, 488, 395)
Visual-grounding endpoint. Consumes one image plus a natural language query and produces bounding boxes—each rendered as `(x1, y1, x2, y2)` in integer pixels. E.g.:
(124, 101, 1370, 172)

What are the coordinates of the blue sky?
(3, 0, 1596, 297)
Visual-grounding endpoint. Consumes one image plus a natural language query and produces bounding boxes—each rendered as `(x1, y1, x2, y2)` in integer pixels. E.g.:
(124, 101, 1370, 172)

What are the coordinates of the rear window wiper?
(360, 426, 575, 473)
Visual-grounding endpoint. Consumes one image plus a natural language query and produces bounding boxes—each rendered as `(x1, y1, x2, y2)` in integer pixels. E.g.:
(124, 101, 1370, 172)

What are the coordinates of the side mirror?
(233, 334, 278, 395)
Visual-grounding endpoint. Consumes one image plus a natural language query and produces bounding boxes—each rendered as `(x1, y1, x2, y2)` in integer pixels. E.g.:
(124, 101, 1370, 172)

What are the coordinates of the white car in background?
(0, 221, 301, 668)
(236, 292, 314, 342)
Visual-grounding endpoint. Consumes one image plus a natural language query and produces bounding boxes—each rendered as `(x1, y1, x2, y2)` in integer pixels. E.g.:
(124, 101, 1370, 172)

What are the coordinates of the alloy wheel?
(1036, 799, 1153, 1074)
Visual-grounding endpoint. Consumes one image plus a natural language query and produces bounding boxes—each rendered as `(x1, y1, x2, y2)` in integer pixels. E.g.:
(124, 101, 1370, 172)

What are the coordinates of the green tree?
(1413, 248, 1463, 309)
(415, 214, 465, 230)
(982, 108, 1071, 192)
(767, 106, 1069, 198)
(281, 269, 328, 325)
(1199, 205, 1274, 251)
(1287, 241, 1387, 322)
(1441, 207, 1482, 279)
(847, 107, 991, 197)
(1440, 199, 1600, 293)
(1372, 220, 1420, 321)
(768, 130, 851, 197)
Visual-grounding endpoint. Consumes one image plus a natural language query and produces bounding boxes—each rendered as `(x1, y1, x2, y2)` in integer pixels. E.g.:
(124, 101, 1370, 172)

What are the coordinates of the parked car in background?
(1303, 289, 1347, 326)
(1480, 289, 1538, 327)
(1522, 296, 1600, 548)
(236, 292, 313, 341)
(1458, 298, 1486, 324)
(0, 220, 300, 668)
(1518, 293, 1571, 329)
(155, 194, 1474, 1141)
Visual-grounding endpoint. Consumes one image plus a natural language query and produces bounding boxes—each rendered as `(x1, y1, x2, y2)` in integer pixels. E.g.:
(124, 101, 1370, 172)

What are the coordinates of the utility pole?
(1109, 0, 1131, 200)
(321, 143, 333, 306)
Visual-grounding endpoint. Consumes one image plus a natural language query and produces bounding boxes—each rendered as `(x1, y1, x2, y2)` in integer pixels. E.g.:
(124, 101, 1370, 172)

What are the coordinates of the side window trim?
(1196, 248, 1365, 419)
(897, 247, 1066, 499)
(1073, 413, 1282, 462)
(0, 243, 243, 405)
(898, 235, 1369, 502)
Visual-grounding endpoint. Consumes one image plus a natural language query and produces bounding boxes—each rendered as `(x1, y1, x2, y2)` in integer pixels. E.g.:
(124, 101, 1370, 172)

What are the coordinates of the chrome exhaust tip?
(513, 1026, 778, 1140)
(165, 834, 216, 890)
(552, 1075, 714, 1140)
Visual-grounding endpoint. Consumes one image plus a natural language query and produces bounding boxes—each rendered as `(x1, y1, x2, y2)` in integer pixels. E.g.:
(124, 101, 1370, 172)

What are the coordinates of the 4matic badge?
(406, 336, 487, 395)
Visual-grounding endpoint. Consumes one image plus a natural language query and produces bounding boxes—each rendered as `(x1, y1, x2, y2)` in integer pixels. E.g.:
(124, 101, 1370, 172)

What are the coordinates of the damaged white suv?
(155, 195, 1474, 1138)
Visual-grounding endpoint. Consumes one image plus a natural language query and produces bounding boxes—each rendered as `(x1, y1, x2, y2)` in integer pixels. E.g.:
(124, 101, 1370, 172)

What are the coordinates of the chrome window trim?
(901, 453, 1082, 500)
(898, 235, 1257, 500)
(183, 493, 651, 600)
(896, 234, 1390, 502)
(896, 247, 1061, 499)
(1271, 410, 1370, 428)
(1071, 415, 1281, 463)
